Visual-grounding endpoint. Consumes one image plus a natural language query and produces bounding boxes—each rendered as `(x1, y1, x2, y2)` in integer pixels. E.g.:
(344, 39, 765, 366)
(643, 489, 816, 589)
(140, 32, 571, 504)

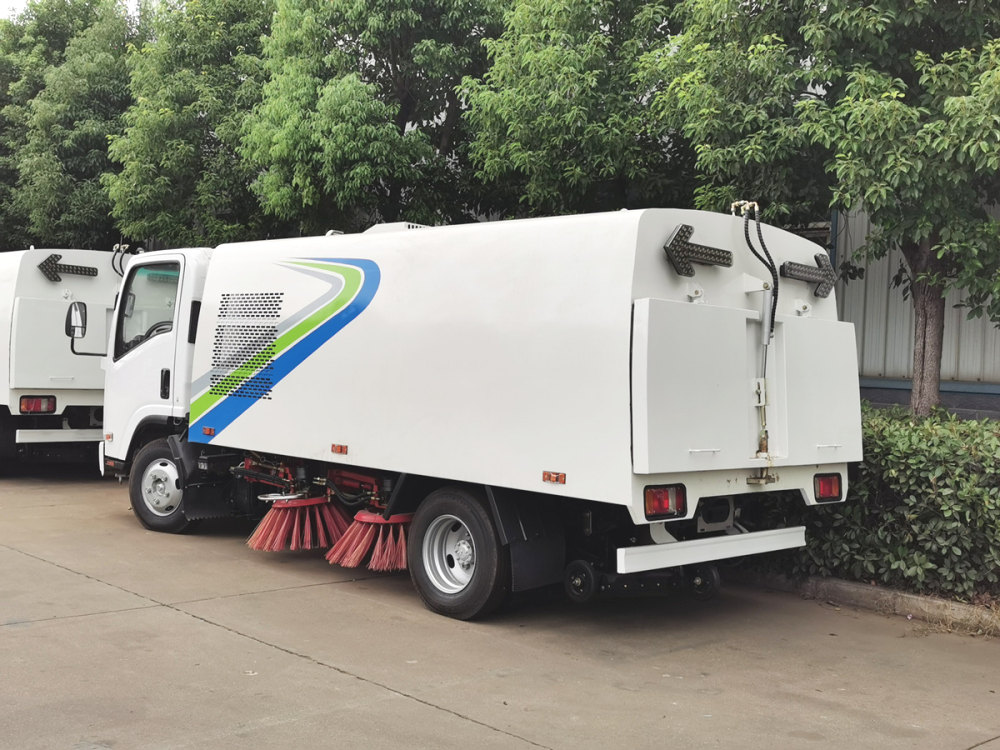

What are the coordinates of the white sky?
(4, 1, 140, 20)
(3, 1, 25, 18)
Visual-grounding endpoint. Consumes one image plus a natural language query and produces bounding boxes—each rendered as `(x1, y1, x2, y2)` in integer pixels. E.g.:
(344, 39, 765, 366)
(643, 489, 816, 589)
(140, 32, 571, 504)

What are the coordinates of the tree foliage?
(241, 0, 505, 232)
(769, 406, 1000, 602)
(16, 1, 134, 249)
(463, 0, 693, 214)
(0, 0, 104, 248)
(105, 0, 281, 247)
(638, 1, 831, 223)
(641, 0, 1000, 414)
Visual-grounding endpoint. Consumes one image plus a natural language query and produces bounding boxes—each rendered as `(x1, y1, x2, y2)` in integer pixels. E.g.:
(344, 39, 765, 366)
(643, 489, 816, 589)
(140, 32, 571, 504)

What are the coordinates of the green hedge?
(772, 405, 1000, 602)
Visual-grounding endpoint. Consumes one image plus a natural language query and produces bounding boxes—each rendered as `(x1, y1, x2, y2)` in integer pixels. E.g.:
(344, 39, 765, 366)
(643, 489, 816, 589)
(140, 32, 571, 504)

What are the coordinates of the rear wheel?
(687, 564, 721, 601)
(408, 487, 509, 620)
(129, 438, 190, 533)
(564, 559, 599, 604)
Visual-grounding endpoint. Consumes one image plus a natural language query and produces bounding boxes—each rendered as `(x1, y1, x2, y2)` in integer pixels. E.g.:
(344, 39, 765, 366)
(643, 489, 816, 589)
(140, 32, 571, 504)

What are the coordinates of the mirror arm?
(69, 338, 106, 357)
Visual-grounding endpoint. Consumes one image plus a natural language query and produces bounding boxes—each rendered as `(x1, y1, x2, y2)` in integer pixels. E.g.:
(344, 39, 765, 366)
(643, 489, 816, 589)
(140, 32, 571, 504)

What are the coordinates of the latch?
(753, 378, 767, 407)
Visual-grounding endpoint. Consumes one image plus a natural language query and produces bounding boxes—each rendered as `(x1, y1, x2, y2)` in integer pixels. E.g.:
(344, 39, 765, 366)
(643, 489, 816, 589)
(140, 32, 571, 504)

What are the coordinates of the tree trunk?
(901, 238, 946, 416)
(909, 276, 945, 416)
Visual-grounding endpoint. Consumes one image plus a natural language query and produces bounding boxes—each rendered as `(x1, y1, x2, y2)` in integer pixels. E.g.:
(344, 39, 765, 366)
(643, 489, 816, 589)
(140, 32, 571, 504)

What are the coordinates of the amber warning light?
(644, 484, 686, 520)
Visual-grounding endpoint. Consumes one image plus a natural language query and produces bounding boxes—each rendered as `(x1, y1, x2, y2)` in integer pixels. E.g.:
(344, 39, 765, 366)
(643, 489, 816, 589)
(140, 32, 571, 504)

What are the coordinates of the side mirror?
(65, 301, 88, 339)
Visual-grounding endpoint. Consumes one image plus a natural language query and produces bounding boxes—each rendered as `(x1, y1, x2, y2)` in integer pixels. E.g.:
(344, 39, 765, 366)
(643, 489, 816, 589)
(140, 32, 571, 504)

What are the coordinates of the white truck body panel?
(0, 248, 119, 446)
(161, 209, 862, 526)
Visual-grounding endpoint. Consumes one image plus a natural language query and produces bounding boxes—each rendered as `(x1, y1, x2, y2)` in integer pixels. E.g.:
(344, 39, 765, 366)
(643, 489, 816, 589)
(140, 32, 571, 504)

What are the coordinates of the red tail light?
(814, 473, 842, 502)
(20, 396, 56, 414)
(644, 484, 686, 519)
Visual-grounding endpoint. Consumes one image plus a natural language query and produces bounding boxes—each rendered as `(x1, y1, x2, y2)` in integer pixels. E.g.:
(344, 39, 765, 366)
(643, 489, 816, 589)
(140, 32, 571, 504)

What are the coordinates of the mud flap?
(486, 487, 566, 593)
(166, 434, 231, 520)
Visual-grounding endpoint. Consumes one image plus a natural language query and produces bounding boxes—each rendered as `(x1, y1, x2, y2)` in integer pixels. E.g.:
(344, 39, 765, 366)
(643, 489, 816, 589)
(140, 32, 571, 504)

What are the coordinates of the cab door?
(103, 256, 184, 462)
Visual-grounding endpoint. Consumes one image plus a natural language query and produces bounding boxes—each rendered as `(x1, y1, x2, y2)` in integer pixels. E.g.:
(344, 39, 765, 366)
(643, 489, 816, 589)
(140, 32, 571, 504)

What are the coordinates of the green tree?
(641, 0, 1000, 415)
(242, 0, 504, 232)
(463, 0, 693, 214)
(105, 0, 281, 247)
(15, 1, 134, 249)
(0, 0, 103, 248)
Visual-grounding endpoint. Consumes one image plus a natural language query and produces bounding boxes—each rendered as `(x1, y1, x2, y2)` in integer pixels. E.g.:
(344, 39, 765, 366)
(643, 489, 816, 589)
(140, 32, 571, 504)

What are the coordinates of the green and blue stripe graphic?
(190, 258, 380, 441)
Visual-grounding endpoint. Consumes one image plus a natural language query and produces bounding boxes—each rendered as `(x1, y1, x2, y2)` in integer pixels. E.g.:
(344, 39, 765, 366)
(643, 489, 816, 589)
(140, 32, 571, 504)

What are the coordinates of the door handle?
(160, 368, 170, 399)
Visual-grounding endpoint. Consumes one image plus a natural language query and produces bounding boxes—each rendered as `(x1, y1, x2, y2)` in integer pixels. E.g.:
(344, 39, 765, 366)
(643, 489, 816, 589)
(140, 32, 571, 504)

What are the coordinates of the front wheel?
(407, 487, 510, 620)
(129, 438, 191, 533)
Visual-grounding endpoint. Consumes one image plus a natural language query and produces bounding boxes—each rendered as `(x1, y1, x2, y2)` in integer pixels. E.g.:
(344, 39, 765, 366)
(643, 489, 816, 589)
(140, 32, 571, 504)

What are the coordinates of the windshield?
(115, 262, 180, 358)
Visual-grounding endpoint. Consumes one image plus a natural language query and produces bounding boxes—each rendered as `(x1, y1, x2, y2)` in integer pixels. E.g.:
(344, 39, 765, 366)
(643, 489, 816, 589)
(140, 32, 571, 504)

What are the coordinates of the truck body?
(95, 209, 862, 618)
(0, 247, 119, 463)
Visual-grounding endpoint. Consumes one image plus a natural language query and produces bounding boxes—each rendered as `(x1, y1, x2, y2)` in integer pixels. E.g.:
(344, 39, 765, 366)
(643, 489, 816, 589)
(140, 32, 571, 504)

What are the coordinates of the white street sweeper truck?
(0, 246, 122, 465)
(75, 207, 862, 619)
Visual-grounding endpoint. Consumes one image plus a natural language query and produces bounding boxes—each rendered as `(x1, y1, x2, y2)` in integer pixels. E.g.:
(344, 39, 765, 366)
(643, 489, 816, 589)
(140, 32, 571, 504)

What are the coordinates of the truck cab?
(100, 248, 211, 475)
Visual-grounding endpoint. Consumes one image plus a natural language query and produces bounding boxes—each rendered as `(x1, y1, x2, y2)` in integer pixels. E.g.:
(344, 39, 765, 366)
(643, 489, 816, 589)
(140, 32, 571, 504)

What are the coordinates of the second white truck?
(77, 208, 863, 618)
(1, 247, 121, 465)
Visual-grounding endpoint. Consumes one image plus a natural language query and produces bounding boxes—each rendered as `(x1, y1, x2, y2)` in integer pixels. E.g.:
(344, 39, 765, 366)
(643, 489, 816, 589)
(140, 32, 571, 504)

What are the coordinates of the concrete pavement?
(1, 465, 998, 749)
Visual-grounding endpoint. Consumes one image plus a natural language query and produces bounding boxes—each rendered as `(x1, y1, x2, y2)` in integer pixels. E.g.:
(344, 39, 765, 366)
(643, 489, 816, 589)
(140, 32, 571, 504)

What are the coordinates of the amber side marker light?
(644, 484, 686, 520)
(814, 473, 842, 502)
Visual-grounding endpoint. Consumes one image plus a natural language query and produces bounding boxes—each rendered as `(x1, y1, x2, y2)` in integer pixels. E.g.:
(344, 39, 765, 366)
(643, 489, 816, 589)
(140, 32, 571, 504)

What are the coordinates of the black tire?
(564, 559, 599, 604)
(129, 438, 191, 533)
(687, 564, 721, 601)
(407, 486, 510, 620)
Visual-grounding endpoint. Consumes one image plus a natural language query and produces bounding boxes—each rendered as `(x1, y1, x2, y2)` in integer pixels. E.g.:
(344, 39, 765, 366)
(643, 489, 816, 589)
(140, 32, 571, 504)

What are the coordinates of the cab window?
(114, 262, 180, 359)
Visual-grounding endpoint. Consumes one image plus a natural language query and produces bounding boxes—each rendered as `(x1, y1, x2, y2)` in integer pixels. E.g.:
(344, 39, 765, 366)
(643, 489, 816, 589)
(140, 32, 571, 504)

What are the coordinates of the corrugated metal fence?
(835, 210, 1000, 387)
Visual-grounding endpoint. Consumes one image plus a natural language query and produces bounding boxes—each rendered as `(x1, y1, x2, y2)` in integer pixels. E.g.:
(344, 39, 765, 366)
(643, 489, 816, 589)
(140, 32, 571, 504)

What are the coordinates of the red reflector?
(814, 473, 842, 502)
(543, 471, 566, 484)
(644, 484, 686, 519)
(19, 396, 56, 414)
(331, 444, 349, 455)
(202, 426, 215, 436)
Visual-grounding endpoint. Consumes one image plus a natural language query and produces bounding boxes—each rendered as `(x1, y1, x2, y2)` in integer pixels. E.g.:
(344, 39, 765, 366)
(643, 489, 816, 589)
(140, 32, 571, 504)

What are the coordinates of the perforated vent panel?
(210, 372, 275, 400)
(209, 293, 283, 401)
(211, 325, 277, 370)
(218, 292, 283, 319)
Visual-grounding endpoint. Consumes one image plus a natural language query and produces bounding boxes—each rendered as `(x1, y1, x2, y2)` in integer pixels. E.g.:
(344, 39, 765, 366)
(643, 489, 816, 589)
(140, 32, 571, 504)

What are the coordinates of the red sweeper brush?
(325, 510, 413, 571)
(247, 495, 351, 552)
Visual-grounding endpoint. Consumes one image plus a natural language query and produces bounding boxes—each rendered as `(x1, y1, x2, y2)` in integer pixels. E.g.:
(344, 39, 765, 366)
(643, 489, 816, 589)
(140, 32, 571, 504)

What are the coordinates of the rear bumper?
(616, 526, 806, 574)
(15, 428, 102, 444)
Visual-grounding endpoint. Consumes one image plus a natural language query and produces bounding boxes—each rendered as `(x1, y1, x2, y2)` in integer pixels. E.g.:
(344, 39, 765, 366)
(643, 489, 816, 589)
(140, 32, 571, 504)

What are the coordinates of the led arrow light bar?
(37, 253, 99, 283)
(663, 224, 734, 277)
(780, 253, 837, 298)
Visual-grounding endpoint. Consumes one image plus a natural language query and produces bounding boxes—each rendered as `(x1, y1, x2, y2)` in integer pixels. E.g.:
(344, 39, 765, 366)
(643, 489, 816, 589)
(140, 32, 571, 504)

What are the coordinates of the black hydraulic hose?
(331, 483, 370, 509)
(742, 206, 779, 337)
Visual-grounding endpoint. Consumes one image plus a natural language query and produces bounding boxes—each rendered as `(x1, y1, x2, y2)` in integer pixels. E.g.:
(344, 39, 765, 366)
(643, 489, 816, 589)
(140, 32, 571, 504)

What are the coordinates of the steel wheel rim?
(422, 514, 476, 594)
(141, 458, 182, 517)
